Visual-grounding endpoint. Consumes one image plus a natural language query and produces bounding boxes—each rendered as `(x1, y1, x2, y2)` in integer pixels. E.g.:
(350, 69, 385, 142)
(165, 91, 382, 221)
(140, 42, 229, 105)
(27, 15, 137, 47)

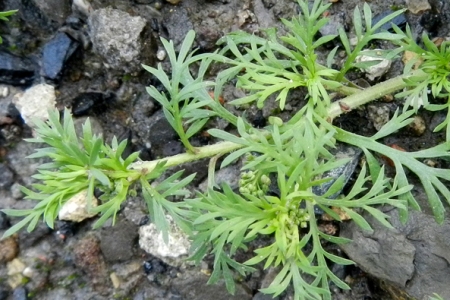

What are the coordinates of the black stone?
(143, 258, 168, 275)
(0, 212, 10, 231)
(372, 10, 407, 33)
(71, 92, 113, 116)
(0, 50, 36, 86)
(419, 12, 441, 35)
(41, 32, 78, 80)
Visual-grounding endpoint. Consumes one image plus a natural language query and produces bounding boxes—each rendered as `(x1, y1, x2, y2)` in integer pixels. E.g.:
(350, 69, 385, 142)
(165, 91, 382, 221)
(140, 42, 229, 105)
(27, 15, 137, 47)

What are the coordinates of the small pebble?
(408, 115, 426, 136)
(58, 190, 98, 222)
(154, 1, 163, 10)
(156, 49, 167, 61)
(406, 0, 431, 14)
(110, 272, 121, 289)
(0, 235, 19, 263)
(0, 86, 9, 98)
(367, 104, 390, 131)
(11, 183, 24, 199)
(7, 258, 26, 289)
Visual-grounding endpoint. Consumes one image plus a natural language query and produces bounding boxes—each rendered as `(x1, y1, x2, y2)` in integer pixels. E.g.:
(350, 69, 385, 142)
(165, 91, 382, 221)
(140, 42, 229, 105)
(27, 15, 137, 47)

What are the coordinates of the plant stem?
(130, 140, 245, 173)
(131, 71, 420, 174)
(327, 72, 412, 120)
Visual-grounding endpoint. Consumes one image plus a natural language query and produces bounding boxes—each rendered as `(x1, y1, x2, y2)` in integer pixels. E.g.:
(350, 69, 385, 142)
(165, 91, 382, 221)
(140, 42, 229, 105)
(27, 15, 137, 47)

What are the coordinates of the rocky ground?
(0, 0, 449, 299)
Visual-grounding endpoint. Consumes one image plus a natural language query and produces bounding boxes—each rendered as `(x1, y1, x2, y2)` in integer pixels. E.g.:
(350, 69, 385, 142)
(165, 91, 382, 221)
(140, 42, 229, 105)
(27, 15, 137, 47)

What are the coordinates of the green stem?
(327, 73, 411, 120)
(131, 71, 418, 174)
(130, 140, 245, 173)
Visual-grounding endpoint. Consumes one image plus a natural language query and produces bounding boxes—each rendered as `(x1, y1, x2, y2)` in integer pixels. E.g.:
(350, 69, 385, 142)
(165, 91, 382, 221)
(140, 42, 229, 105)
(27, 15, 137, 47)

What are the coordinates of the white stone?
(13, 83, 56, 125)
(156, 49, 166, 61)
(7, 258, 26, 289)
(0, 85, 9, 98)
(356, 51, 391, 81)
(72, 0, 93, 16)
(58, 190, 98, 222)
(139, 215, 191, 261)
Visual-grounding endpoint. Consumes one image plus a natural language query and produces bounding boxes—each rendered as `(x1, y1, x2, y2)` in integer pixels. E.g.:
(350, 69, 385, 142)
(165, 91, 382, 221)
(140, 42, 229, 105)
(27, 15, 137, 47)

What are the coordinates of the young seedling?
(3, 1, 450, 299)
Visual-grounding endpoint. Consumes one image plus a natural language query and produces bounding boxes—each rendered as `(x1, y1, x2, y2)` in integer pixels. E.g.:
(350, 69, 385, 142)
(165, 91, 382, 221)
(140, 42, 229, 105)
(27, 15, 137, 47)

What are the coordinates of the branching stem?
(130, 71, 415, 173)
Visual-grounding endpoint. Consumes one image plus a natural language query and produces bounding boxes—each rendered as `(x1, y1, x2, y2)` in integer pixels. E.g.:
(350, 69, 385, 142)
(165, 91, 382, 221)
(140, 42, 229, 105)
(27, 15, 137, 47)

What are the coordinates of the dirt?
(0, 0, 449, 299)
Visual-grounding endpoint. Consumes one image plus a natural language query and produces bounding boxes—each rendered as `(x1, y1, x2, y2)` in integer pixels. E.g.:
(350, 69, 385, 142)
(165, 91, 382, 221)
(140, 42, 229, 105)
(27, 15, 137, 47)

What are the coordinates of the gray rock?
(163, 5, 193, 51)
(88, 8, 156, 73)
(340, 214, 415, 287)
(100, 219, 139, 262)
(6, 140, 43, 187)
(0, 163, 14, 189)
(340, 207, 450, 299)
(31, 0, 72, 26)
(319, 13, 344, 37)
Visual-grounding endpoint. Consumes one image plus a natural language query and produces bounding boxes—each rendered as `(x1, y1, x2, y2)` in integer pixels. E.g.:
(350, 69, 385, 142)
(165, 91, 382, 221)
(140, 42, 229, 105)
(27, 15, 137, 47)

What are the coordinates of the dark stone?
(0, 163, 14, 189)
(0, 50, 36, 86)
(71, 92, 114, 117)
(419, 12, 442, 35)
(41, 32, 79, 80)
(143, 258, 168, 275)
(12, 286, 27, 300)
(0, 284, 9, 300)
(0, 212, 10, 230)
(372, 10, 407, 33)
(162, 140, 183, 157)
(99, 219, 138, 262)
(54, 220, 77, 240)
(147, 110, 178, 158)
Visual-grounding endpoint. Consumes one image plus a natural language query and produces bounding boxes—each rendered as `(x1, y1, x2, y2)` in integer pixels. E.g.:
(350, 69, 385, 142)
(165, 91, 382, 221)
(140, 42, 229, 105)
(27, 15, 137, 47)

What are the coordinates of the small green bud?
(260, 174, 271, 186)
(129, 189, 137, 197)
(239, 187, 249, 194)
(268, 116, 283, 126)
(247, 183, 256, 192)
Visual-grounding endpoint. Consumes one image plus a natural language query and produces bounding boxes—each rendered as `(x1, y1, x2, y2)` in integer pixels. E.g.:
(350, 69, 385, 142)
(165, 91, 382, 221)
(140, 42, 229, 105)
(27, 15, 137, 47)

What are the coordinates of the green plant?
(3, 1, 450, 299)
(0, 10, 17, 44)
